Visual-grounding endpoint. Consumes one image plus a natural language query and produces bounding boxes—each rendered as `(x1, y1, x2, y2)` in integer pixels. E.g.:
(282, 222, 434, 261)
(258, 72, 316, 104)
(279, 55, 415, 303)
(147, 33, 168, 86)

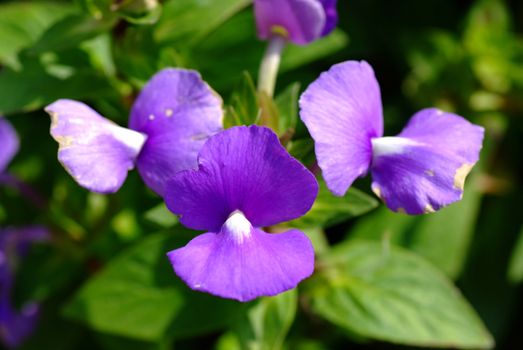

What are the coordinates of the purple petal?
(300, 60, 384, 196)
(165, 126, 318, 231)
(0, 301, 39, 349)
(254, 0, 326, 45)
(45, 99, 146, 194)
(0, 117, 19, 173)
(370, 108, 484, 215)
(168, 211, 314, 302)
(129, 69, 223, 197)
(319, 0, 338, 36)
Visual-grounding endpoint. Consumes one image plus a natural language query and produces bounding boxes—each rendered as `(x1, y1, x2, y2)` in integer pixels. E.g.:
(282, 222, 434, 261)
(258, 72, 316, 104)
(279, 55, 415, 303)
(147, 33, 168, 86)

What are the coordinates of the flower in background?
(254, 0, 338, 45)
(45, 69, 223, 196)
(165, 126, 318, 302)
(0, 227, 48, 349)
(300, 60, 484, 215)
(0, 118, 19, 177)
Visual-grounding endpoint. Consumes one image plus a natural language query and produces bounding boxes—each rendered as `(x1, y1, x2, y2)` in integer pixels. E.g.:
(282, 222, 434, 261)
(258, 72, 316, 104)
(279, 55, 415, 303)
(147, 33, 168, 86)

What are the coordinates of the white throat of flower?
(371, 137, 417, 158)
(223, 210, 252, 244)
(109, 124, 148, 156)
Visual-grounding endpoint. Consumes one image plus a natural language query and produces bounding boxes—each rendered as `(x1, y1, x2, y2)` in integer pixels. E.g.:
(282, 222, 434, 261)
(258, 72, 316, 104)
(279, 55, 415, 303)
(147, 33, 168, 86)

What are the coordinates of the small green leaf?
(508, 226, 523, 283)
(275, 82, 300, 137)
(225, 71, 261, 128)
(307, 240, 494, 349)
(291, 180, 378, 229)
(229, 290, 297, 350)
(144, 203, 178, 228)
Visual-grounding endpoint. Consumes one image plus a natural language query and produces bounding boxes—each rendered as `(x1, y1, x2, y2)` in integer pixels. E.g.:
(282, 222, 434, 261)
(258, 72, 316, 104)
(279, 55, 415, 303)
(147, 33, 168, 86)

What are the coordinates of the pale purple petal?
(300, 60, 383, 196)
(254, 0, 326, 45)
(319, 0, 338, 36)
(168, 215, 314, 302)
(45, 99, 146, 194)
(370, 108, 484, 215)
(0, 117, 19, 173)
(165, 126, 318, 231)
(129, 69, 223, 197)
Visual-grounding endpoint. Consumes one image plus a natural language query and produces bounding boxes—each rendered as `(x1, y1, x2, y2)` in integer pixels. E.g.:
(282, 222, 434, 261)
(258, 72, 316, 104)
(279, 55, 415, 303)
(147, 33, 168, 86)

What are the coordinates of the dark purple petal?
(370, 108, 484, 215)
(129, 69, 223, 197)
(168, 211, 314, 302)
(300, 60, 383, 196)
(319, 0, 338, 36)
(45, 99, 146, 194)
(165, 126, 318, 231)
(254, 0, 326, 45)
(0, 117, 19, 173)
(0, 301, 39, 349)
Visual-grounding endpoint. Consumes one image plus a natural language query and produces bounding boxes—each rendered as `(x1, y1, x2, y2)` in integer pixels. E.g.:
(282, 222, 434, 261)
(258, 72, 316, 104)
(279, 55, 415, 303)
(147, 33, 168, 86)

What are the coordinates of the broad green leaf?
(290, 180, 378, 229)
(307, 240, 494, 349)
(0, 1, 74, 66)
(155, 0, 251, 46)
(508, 226, 523, 283)
(225, 290, 297, 350)
(64, 232, 242, 341)
(348, 186, 482, 279)
(29, 14, 117, 54)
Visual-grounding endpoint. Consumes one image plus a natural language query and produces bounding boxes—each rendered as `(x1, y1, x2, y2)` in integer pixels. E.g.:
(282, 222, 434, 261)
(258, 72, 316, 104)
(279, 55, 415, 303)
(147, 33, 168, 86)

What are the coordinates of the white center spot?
(109, 124, 148, 155)
(223, 210, 252, 244)
(371, 137, 417, 158)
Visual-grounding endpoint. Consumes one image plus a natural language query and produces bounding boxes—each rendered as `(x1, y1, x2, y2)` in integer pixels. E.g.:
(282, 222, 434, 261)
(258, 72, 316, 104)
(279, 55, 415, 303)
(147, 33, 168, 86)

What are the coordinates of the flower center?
(371, 137, 417, 158)
(222, 210, 252, 244)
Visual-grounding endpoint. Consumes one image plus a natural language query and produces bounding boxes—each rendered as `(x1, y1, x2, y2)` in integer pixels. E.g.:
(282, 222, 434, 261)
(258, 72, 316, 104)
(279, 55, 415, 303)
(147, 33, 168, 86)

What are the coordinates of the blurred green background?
(1, 0, 522, 349)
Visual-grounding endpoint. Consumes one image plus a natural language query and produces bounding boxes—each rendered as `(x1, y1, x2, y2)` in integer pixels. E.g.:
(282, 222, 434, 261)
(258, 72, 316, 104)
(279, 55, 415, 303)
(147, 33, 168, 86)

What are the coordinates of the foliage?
(1, 0, 522, 349)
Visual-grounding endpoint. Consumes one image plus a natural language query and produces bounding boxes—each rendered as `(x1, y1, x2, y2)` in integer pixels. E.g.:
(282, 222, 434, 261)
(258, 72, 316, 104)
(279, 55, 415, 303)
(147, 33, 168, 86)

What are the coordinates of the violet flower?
(0, 117, 19, 177)
(255, 0, 338, 97)
(254, 0, 338, 45)
(300, 61, 485, 215)
(0, 227, 48, 349)
(45, 69, 223, 196)
(164, 126, 318, 302)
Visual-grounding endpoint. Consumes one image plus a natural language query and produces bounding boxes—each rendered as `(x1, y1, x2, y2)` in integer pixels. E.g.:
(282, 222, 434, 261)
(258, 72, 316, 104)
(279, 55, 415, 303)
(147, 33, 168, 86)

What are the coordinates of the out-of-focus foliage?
(1, 0, 522, 349)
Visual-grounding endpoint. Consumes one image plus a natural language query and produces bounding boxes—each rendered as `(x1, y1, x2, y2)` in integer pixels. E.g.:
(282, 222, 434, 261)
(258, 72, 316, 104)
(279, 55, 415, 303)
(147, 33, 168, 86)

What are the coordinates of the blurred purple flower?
(0, 227, 48, 349)
(254, 0, 338, 45)
(45, 69, 223, 196)
(300, 60, 485, 215)
(0, 118, 19, 176)
(165, 126, 318, 302)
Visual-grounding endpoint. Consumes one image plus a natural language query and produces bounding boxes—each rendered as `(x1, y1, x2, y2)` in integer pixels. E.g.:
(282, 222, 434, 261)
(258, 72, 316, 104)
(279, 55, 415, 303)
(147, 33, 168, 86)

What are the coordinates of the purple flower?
(0, 117, 19, 175)
(164, 126, 318, 302)
(0, 227, 48, 349)
(45, 69, 223, 196)
(254, 0, 338, 45)
(300, 61, 485, 215)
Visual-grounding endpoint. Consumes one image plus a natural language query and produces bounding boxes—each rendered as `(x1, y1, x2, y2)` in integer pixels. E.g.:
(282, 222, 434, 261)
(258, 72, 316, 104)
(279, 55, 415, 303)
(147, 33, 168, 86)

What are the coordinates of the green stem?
(257, 35, 286, 98)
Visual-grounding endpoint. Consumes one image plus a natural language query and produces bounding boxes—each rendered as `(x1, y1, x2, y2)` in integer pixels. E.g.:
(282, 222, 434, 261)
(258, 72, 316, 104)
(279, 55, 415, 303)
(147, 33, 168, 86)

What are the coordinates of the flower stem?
(258, 35, 286, 98)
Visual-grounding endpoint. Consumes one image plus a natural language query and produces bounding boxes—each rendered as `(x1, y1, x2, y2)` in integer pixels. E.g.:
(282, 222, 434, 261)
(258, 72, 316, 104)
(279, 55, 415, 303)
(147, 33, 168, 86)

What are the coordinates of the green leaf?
(144, 203, 178, 228)
(225, 71, 261, 128)
(508, 226, 523, 283)
(290, 180, 378, 229)
(0, 1, 74, 66)
(348, 186, 482, 279)
(155, 0, 251, 46)
(29, 14, 117, 54)
(226, 290, 297, 350)
(0, 52, 113, 114)
(307, 240, 494, 349)
(64, 231, 242, 341)
(275, 82, 300, 137)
